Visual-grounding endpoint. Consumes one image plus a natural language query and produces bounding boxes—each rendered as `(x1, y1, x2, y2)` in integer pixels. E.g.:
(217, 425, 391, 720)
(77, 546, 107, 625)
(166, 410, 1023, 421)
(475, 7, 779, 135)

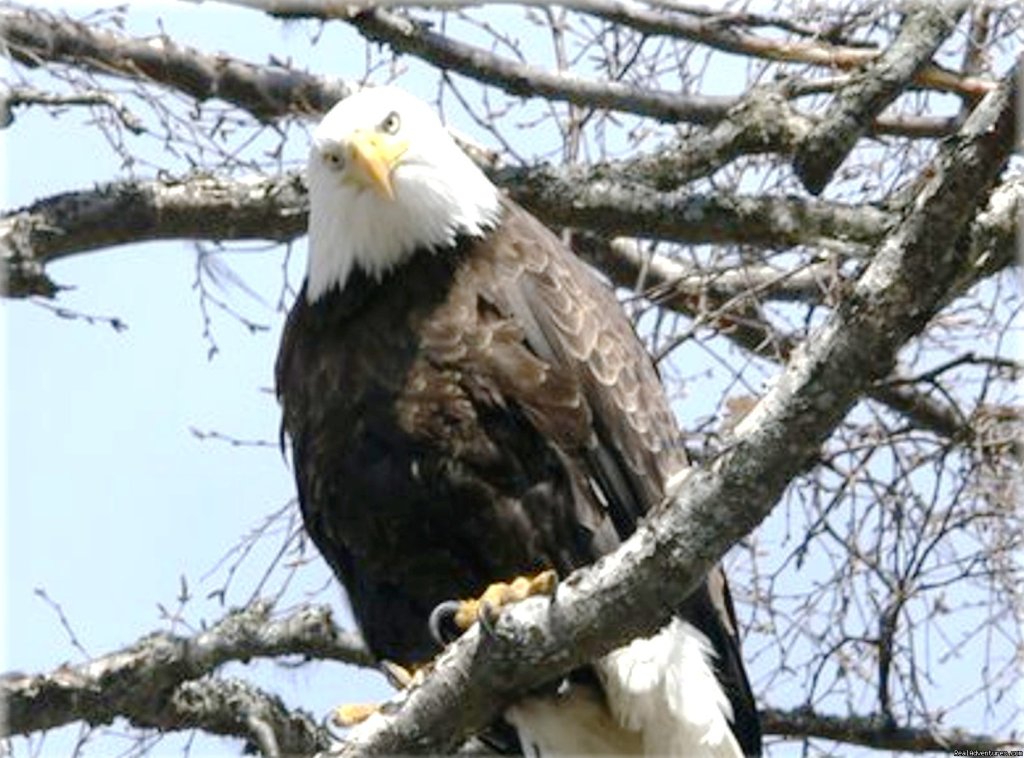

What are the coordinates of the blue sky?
(2, 3, 1018, 757)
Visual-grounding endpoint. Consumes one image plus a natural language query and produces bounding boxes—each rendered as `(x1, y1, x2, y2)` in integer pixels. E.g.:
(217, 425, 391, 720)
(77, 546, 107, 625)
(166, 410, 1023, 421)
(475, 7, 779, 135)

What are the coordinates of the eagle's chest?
(293, 250, 510, 530)
(320, 258, 495, 454)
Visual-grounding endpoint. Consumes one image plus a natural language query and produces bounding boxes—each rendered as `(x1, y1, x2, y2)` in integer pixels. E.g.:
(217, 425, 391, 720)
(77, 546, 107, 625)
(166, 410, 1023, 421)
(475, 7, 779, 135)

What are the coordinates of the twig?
(0, 84, 145, 132)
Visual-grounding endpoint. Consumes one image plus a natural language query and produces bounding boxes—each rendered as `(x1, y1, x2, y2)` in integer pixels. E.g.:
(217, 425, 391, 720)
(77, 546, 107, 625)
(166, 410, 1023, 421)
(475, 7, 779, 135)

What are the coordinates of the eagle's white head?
(305, 86, 501, 301)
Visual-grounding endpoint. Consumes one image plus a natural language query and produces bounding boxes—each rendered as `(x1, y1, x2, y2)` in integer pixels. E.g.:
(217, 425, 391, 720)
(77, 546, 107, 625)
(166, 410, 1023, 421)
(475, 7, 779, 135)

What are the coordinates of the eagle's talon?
(323, 711, 347, 742)
(380, 659, 414, 689)
(477, 598, 499, 638)
(428, 600, 462, 646)
(541, 570, 559, 600)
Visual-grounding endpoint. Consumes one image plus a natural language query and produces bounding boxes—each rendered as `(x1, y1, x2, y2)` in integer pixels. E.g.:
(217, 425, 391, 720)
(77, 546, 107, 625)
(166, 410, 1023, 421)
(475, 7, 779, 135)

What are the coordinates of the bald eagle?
(276, 86, 761, 756)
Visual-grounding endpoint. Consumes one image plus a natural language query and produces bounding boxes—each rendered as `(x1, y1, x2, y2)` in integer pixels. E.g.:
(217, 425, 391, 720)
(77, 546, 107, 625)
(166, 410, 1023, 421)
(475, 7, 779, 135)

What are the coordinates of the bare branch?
(1, 601, 371, 737)
(348, 6, 736, 125)
(794, 2, 970, 194)
(214, 0, 997, 99)
(0, 5, 352, 121)
(761, 707, 1019, 754)
(0, 172, 307, 297)
(0, 171, 887, 294)
(204, 1, 976, 139)
(327, 58, 1019, 758)
(165, 677, 330, 756)
(499, 164, 892, 246)
(0, 83, 144, 132)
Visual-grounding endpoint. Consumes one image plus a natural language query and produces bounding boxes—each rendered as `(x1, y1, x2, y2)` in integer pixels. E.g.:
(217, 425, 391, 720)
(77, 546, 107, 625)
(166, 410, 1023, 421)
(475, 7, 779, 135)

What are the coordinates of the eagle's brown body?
(277, 200, 761, 755)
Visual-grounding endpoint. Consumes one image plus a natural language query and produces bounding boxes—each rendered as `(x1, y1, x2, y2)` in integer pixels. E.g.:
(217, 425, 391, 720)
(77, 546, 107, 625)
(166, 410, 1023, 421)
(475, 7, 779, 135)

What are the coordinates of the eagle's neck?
(305, 153, 501, 302)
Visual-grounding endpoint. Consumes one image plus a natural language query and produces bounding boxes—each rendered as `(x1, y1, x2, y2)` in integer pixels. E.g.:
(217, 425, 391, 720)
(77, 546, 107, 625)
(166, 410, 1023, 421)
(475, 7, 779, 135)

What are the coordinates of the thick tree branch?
(0, 5, 352, 121)
(794, 2, 970, 194)
(326, 60, 1019, 757)
(499, 165, 893, 246)
(1, 601, 371, 738)
(1, 172, 308, 296)
(0, 172, 888, 295)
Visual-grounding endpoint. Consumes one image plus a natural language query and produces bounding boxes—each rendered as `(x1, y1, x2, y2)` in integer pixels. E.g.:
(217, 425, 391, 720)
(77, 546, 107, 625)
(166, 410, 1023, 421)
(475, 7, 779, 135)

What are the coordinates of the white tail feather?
(506, 619, 742, 757)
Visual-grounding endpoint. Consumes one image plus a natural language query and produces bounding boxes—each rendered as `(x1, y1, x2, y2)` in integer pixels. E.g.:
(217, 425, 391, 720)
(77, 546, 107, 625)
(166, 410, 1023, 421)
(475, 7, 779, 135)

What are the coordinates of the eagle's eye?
(323, 150, 345, 171)
(380, 111, 401, 135)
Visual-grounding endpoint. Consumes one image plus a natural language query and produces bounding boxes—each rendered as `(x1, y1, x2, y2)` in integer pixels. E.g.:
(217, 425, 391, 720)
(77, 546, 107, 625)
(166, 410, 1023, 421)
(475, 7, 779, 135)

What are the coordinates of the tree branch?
(0, 84, 145, 132)
(1, 172, 308, 297)
(0, 5, 352, 121)
(164, 676, 331, 756)
(760, 707, 1019, 754)
(0, 172, 888, 295)
(498, 164, 893, 246)
(794, 2, 970, 194)
(326, 58, 1019, 757)
(348, 6, 738, 125)
(0, 4, 971, 140)
(1, 601, 371, 738)
(216, 0, 998, 100)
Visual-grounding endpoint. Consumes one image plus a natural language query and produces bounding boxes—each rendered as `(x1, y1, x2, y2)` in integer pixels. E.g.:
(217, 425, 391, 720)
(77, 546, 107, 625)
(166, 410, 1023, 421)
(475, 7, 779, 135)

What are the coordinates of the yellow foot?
(331, 661, 426, 728)
(454, 569, 558, 631)
(332, 702, 379, 727)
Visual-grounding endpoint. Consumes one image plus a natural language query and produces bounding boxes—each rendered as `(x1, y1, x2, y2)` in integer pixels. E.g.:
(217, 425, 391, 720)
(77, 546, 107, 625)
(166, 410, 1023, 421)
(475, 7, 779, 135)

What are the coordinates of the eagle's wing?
(477, 200, 685, 526)
(420, 199, 761, 756)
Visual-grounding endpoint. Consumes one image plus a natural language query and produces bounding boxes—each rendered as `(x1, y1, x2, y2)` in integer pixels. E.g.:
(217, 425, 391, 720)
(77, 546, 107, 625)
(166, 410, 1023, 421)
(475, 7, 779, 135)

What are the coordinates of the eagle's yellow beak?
(346, 129, 409, 201)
